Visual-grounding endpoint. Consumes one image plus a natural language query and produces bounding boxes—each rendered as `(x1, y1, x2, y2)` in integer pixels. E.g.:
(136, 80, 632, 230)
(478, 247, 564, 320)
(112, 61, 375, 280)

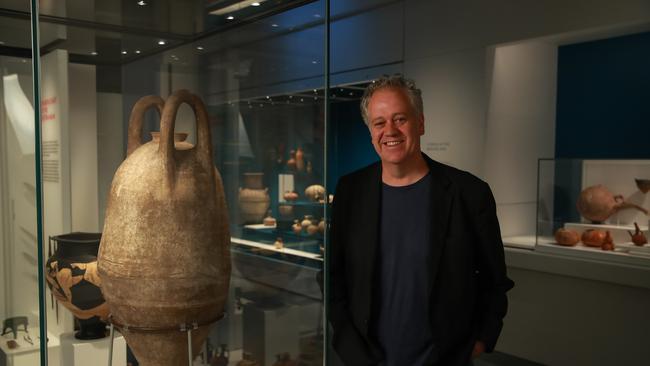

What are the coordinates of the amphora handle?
(126, 95, 165, 157)
(159, 89, 213, 187)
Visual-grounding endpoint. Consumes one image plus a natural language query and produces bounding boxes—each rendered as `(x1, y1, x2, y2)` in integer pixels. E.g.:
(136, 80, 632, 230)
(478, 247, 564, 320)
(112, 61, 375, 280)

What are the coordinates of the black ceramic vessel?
(45, 232, 108, 340)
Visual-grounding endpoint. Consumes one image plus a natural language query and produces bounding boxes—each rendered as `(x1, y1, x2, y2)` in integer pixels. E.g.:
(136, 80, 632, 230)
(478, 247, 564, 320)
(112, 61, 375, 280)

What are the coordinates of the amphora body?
(98, 91, 231, 366)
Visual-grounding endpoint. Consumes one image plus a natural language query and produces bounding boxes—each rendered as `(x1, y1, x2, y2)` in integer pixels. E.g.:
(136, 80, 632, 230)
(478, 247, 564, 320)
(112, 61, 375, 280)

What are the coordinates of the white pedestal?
(0, 328, 60, 366)
(243, 300, 300, 366)
(60, 331, 126, 366)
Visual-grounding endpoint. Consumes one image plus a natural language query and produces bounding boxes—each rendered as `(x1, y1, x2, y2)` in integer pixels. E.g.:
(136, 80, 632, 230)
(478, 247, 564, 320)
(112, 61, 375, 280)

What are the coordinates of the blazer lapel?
(425, 156, 453, 292)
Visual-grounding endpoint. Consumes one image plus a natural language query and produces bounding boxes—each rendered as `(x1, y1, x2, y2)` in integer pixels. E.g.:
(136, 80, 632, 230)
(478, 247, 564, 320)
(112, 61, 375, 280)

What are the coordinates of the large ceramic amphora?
(46, 232, 108, 340)
(238, 172, 270, 224)
(98, 90, 231, 366)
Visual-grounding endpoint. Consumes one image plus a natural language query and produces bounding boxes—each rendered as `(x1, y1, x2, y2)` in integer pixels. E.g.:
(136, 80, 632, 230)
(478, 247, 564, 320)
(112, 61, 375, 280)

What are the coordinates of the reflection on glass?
(0, 57, 42, 364)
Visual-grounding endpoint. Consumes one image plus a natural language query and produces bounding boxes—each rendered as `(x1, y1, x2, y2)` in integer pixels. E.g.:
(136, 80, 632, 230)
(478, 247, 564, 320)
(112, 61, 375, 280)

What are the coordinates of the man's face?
(367, 87, 424, 166)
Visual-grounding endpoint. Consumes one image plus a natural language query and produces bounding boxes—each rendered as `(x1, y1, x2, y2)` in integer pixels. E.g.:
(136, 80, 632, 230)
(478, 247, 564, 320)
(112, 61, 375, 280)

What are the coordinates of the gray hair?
(360, 75, 423, 125)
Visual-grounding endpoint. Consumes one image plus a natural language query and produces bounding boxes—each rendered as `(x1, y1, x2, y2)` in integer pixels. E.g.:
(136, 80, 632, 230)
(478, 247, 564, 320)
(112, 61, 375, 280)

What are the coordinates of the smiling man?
(329, 75, 514, 366)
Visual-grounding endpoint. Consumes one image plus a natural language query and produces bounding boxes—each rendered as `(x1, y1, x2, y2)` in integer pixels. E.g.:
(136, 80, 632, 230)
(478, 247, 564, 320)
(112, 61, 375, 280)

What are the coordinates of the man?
(329, 75, 514, 366)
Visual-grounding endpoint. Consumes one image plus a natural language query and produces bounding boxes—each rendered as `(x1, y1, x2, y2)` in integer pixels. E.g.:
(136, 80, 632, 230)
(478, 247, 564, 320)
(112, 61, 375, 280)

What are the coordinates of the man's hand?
(472, 341, 486, 359)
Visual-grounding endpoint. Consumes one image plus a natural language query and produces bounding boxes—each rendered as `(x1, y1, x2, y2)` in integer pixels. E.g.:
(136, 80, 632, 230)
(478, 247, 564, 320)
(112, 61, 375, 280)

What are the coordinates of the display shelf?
(502, 235, 536, 250)
(564, 222, 648, 244)
(231, 237, 322, 262)
(535, 241, 650, 268)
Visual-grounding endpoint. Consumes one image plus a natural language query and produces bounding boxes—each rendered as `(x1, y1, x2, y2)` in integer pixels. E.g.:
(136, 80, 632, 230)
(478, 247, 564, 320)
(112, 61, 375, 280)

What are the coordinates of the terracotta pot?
(301, 215, 313, 230)
(263, 211, 276, 226)
(239, 188, 270, 224)
(554, 228, 579, 246)
(292, 220, 302, 235)
(304, 185, 325, 202)
(628, 222, 648, 246)
(576, 185, 647, 223)
(307, 222, 319, 236)
(46, 232, 108, 340)
(286, 150, 296, 171)
(98, 91, 231, 366)
(581, 229, 607, 247)
(601, 231, 615, 251)
(295, 148, 305, 172)
(283, 191, 299, 202)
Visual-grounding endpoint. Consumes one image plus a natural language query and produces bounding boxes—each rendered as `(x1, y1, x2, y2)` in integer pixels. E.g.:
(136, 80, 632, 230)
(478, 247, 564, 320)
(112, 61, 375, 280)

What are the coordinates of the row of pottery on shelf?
(577, 184, 647, 223)
(43, 91, 232, 365)
(292, 215, 325, 236)
(554, 224, 648, 251)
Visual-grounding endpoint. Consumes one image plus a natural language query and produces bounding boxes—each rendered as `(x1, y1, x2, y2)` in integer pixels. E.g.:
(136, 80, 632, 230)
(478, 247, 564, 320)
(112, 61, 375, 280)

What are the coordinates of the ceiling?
(0, 0, 322, 65)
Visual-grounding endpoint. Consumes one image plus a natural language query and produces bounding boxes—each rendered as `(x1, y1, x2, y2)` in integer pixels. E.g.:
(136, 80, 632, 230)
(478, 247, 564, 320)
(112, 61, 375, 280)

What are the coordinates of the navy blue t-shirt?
(372, 171, 436, 366)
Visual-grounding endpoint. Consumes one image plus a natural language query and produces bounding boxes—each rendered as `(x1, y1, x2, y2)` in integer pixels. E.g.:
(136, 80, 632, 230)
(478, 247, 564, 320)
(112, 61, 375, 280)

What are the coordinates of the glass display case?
(2, 0, 328, 365)
(536, 158, 650, 267)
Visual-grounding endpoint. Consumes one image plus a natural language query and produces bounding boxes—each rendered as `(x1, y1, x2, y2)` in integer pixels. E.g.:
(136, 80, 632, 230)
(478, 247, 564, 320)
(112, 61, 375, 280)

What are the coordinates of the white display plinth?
(60, 331, 126, 366)
(243, 300, 300, 366)
(0, 328, 60, 366)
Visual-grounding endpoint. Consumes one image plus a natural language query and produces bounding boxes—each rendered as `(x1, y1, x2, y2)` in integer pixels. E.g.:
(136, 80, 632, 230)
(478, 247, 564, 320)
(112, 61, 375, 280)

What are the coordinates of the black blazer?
(329, 154, 514, 366)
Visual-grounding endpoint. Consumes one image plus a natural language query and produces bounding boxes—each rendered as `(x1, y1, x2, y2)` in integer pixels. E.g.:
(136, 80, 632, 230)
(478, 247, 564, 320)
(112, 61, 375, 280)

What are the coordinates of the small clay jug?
(318, 218, 325, 234)
(628, 222, 648, 246)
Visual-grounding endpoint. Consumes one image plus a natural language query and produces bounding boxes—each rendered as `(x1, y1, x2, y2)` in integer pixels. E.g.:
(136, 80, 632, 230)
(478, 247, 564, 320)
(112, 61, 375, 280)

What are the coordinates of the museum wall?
(97, 93, 123, 228)
(0, 56, 35, 325)
(69, 63, 98, 233)
(555, 31, 650, 160)
(483, 42, 558, 238)
(502, 266, 650, 366)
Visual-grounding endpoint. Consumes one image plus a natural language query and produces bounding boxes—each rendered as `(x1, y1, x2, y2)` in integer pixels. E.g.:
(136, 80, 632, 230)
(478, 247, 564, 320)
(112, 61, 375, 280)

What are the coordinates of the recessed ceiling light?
(122, 50, 128, 55)
(90, 51, 98, 56)
(158, 40, 166, 45)
(251, 2, 260, 6)
(135, 50, 141, 54)
(312, 60, 318, 64)
(137, 1, 147, 6)
(227, 15, 234, 20)
(271, 23, 278, 27)
(196, 46, 204, 50)
(314, 14, 321, 18)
